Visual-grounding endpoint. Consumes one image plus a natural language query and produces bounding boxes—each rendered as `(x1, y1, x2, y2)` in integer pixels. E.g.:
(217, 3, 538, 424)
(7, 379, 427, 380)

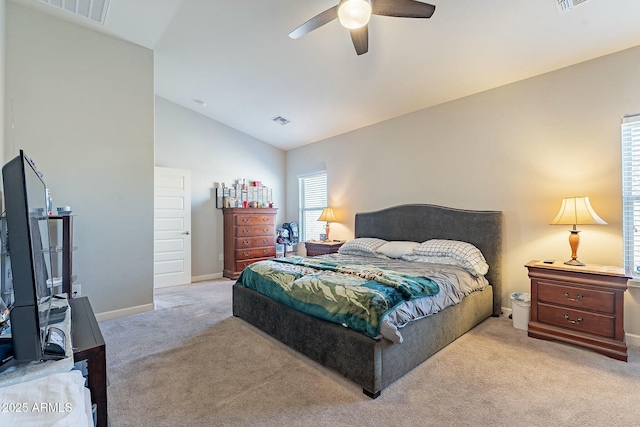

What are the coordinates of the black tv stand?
(70, 297, 107, 427)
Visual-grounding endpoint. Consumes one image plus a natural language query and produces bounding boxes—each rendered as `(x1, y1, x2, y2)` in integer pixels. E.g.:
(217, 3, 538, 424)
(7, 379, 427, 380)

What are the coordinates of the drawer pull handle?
(564, 292, 584, 302)
(243, 252, 250, 257)
(242, 229, 250, 234)
(243, 241, 250, 245)
(242, 218, 250, 223)
(563, 314, 583, 324)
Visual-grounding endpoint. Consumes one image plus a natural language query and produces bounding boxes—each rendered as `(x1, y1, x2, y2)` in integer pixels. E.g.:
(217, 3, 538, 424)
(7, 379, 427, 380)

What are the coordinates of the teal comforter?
(236, 256, 440, 339)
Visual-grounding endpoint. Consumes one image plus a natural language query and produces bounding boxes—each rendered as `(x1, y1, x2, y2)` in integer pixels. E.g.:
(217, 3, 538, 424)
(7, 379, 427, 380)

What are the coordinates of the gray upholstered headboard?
(354, 204, 503, 316)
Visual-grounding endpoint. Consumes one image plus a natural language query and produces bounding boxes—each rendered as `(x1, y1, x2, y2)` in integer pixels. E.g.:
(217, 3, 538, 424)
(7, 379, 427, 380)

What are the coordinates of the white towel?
(0, 370, 92, 426)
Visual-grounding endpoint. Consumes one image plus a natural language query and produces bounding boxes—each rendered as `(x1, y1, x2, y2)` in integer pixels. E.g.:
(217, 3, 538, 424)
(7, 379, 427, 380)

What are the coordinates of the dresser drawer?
(235, 215, 275, 226)
(236, 246, 276, 261)
(236, 236, 276, 249)
(235, 257, 273, 272)
(234, 225, 275, 237)
(537, 302, 615, 338)
(537, 281, 615, 314)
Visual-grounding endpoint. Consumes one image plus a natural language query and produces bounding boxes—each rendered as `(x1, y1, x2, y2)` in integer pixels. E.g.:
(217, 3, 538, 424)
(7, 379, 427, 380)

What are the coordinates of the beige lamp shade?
(550, 196, 607, 226)
(318, 207, 336, 223)
(550, 196, 606, 266)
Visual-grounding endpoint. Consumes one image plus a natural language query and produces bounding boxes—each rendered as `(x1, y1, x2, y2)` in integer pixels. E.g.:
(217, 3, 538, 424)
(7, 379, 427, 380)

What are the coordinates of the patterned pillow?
(338, 238, 388, 257)
(377, 241, 419, 259)
(413, 239, 489, 276)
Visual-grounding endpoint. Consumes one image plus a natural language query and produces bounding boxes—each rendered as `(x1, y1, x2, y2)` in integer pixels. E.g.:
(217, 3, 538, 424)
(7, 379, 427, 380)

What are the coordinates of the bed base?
(233, 283, 493, 398)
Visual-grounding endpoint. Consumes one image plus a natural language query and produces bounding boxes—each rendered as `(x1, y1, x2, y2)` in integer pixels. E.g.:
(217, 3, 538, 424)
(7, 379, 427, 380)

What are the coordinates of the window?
(622, 114, 640, 277)
(298, 172, 327, 242)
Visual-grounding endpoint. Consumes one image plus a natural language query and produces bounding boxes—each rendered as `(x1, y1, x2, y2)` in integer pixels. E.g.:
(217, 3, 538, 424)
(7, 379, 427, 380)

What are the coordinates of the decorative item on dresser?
(304, 240, 345, 256)
(223, 208, 277, 279)
(525, 260, 630, 361)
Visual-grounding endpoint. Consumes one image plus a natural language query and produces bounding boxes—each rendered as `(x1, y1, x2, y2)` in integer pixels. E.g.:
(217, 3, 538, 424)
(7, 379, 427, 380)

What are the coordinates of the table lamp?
(550, 196, 607, 266)
(317, 207, 336, 241)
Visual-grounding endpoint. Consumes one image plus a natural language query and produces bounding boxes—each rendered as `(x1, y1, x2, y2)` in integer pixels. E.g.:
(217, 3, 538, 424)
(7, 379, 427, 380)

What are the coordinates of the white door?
(154, 167, 192, 288)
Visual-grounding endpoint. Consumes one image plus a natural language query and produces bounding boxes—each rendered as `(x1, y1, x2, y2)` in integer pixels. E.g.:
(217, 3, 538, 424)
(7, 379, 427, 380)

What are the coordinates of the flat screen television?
(0, 150, 53, 368)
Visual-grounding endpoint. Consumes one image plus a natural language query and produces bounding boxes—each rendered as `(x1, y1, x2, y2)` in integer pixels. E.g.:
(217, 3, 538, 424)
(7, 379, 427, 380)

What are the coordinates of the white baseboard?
(95, 303, 154, 322)
(625, 332, 640, 347)
(191, 273, 223, 282)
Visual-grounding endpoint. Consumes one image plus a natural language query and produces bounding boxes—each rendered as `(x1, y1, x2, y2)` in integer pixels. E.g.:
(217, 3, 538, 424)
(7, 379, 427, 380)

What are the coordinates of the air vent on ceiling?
(38, 0, 110, 25)
(271, 116, 290, 126)
(556, 0, 589, 14)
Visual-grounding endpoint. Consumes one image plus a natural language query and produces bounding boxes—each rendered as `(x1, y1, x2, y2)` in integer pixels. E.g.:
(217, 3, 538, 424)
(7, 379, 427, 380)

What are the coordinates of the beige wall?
(5, 3, 155, 316)
(286, 45, 640, 339)
(154, 96, 286, 280)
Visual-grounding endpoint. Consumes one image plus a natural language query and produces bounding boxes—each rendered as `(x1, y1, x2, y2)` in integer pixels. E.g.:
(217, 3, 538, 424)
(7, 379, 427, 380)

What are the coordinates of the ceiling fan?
(288, 0, 436, 56)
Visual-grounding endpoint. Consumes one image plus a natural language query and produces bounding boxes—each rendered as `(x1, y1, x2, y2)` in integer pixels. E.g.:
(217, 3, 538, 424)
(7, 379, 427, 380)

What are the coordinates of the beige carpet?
(100, 279, 640, 427)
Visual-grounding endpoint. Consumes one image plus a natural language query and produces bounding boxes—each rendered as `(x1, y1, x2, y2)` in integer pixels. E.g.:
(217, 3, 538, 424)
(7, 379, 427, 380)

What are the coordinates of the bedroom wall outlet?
(72, 284, 81, 298)
(219, 254, 224, 261)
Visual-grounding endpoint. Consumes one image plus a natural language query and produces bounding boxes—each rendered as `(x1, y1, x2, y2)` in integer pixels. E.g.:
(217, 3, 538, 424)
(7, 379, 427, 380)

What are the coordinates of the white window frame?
(298, 171, 328, 242)
(621, 113, 640, 279)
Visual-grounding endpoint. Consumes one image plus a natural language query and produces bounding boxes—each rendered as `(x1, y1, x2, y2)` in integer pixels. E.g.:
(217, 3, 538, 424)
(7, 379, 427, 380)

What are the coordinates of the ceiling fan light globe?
(338, 0, 372, 29)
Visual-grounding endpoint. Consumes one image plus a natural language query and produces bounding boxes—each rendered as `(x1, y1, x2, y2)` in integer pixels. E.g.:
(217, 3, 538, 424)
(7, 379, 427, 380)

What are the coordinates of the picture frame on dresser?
(525, 260, 630, 361)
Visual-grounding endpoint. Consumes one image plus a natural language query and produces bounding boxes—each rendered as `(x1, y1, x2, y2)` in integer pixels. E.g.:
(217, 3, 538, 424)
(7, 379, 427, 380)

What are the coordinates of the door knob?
(182, 231, 190, 235)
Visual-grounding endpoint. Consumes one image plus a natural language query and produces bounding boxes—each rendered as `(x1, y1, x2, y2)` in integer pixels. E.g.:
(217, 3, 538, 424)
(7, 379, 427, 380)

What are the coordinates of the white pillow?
(376, 241, 419, 259)
(413, 239, 489, 276)
(338, 238, 388, 257)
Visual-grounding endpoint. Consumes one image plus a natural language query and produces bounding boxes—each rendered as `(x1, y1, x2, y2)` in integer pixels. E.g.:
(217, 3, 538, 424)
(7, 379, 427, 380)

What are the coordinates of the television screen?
(1, 150, 53, 363)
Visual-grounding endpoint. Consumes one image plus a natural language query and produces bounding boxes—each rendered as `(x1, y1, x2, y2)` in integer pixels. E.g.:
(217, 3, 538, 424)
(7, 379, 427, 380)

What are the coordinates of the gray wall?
(4, 3, 155, 315)
(286, 45, 640, 339)
(154, 96, 286, 280)
(0, 0, 5, 172)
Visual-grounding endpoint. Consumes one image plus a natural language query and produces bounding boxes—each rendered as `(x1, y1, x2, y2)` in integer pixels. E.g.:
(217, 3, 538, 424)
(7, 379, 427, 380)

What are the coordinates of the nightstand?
(525, 260, 630, 361)
(305, 240, 345, 256)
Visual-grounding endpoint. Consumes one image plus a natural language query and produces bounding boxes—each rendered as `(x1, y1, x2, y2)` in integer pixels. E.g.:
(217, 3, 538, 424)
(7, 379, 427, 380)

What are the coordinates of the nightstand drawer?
(537, 281, 615, 314)
(537, 302, 615, 338)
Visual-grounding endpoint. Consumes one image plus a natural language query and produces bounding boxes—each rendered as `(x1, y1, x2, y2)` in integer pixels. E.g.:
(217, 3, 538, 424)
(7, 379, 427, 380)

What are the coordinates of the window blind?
(298, 172, 328, 242)
(621, 114, 640, 277)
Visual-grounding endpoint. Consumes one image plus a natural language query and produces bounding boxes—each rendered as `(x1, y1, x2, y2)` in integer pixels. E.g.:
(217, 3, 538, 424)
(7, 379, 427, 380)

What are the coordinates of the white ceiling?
(10, 0, 640, 150)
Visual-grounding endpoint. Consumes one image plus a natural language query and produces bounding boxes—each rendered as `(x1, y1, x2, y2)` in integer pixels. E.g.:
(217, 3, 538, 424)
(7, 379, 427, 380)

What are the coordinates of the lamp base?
(564, 259, 585, 267)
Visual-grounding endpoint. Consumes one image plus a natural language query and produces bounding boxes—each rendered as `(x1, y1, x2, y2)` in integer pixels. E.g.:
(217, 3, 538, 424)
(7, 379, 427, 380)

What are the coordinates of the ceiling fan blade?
(350, 25, 369, 55)
(371, 0, 436, 18)
(289, 5, 339, 39)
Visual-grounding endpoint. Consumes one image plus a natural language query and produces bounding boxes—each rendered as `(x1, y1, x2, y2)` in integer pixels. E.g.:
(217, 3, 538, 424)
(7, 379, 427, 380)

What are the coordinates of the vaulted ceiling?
(10, 0, 640, 150)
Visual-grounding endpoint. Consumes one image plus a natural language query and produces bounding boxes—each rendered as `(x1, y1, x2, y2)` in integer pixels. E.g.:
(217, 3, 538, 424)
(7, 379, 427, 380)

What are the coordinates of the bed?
(232, 203, 502, 398)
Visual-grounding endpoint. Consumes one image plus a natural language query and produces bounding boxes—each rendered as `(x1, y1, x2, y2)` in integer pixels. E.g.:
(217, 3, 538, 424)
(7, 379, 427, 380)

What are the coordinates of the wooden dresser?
(223, 208, 277, 279)
(525, 260, 630, 361)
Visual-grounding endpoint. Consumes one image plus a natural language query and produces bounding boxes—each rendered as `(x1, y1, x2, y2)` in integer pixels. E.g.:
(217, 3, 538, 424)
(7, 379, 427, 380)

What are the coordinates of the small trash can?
(510, 292, 531, 331)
